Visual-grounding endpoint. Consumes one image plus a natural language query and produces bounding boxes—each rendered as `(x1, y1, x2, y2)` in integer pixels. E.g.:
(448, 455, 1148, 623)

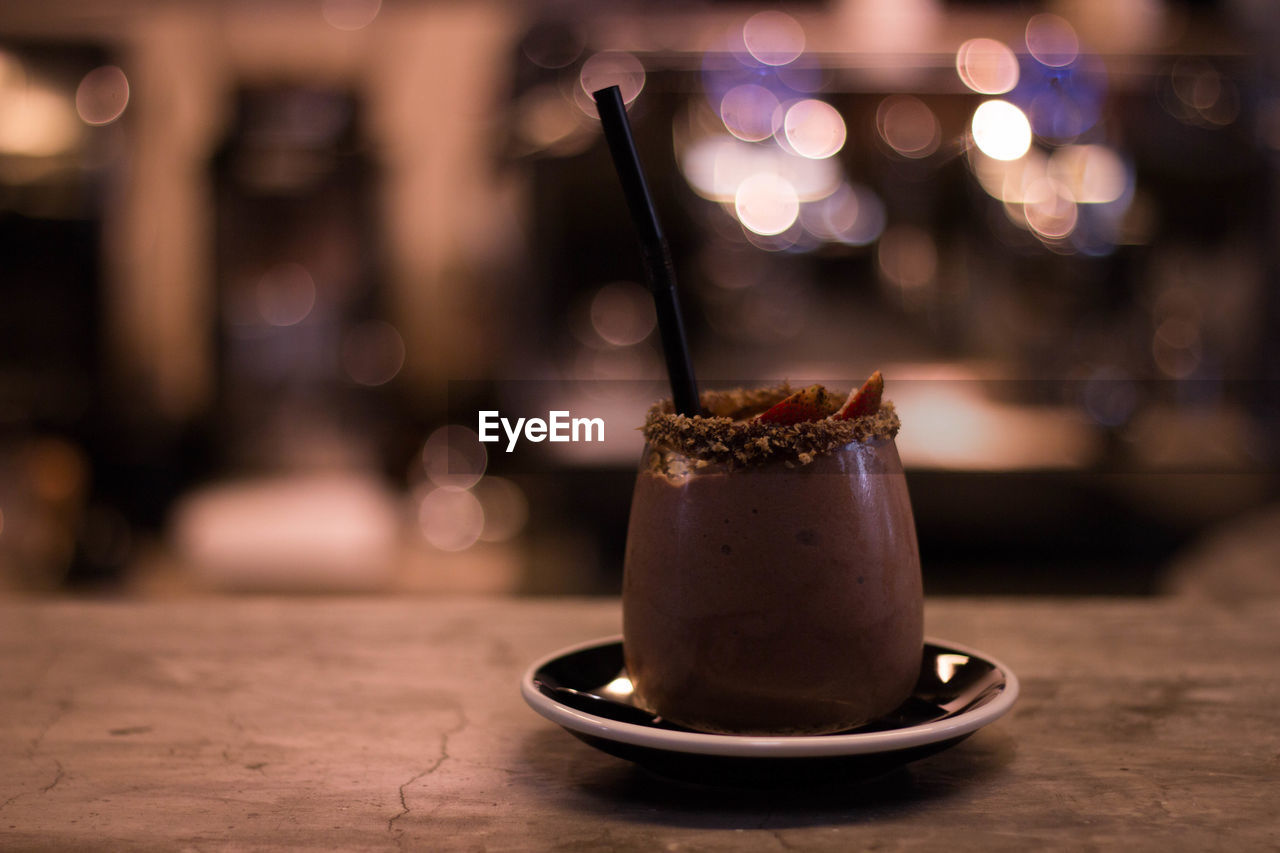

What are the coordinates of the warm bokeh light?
(590, 281, 656, 346)
(472, 477, 529, 543)
(1025, 14, 1079, 68)
(579, 51, 645, 106)
(255, 263, 316, 327)
(679, 134, 839, 204)
(970, 146, 1048, 204)
(1168, 58, 1239, 128)
(1152, 317, 1202, 378)
(0, 74, 80, 157)
(1022, 179, 1078, 239)
(321, 0, 381, 31)
(742, 10, 806, 66)
(877, 225, 937, 292)
(341, 320, 405, 386)
(1048, 145, 1128, 204)
(719, 84, 781, 142)
(418, 486, 485, 552)
(75, 65, 129, 126)
(955, 38, 1019, 95)
(971, 100, 1032, 161)
(798, 182, 885, 246)
(782, 99, 846, 159)
(734, 172, 800, 235)
(422, 425, 487, 490)
(516, 84, 582, 152)
(875, 95, 940, 159)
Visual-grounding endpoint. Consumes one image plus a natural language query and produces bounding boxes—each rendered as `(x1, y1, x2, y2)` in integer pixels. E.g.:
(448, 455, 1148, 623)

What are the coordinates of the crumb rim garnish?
(641, 384, 900, 470)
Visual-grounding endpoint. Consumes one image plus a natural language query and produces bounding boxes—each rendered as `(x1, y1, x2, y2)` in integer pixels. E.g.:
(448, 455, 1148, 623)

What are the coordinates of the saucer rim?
(520, 634, 1019, 758)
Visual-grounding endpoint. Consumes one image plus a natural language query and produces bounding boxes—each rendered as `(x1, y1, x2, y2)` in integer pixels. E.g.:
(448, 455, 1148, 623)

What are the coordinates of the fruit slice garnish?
(756, 384, 841, 425)
(834, 371, 884, 420)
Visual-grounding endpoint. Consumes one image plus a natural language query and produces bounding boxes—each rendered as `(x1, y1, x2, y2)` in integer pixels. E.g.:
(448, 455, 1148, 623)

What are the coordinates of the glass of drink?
(621, 379, 924, 735)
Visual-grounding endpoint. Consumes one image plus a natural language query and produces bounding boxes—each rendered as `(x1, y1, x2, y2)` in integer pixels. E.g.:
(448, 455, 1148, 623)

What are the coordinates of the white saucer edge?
(520, 634, 1020, 759)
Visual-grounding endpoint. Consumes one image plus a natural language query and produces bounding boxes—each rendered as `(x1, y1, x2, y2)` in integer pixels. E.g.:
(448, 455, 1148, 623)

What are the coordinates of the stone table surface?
(1, 596, 1277, 851)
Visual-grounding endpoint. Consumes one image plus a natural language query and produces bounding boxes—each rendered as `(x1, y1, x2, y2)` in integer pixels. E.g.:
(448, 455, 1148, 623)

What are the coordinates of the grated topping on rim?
(641, 384, 900, 469)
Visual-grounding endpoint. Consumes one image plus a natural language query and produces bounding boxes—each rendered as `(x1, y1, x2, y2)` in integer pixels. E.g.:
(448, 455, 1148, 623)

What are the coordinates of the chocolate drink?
(621, 385, 924, 735)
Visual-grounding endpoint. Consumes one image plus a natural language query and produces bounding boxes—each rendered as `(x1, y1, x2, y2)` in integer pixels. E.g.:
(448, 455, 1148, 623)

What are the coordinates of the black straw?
(592, 85, 701, 417)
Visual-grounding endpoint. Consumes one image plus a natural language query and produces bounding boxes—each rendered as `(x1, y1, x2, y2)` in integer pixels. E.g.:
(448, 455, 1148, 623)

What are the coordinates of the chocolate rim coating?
(641, 384, 901, 469)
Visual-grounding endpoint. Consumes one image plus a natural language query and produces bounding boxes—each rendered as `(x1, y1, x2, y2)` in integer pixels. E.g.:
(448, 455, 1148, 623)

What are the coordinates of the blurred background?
(1, 0, 1276, 599)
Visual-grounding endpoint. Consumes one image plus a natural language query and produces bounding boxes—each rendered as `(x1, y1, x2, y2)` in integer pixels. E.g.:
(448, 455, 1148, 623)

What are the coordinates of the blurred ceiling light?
(875, 95, 940, 159)
(971, 100, 1031, 161)
(418, 486, 485, 552)
(1048, 144, 1128, 204)
(0, 78, 80, 157)
(798, 181, 885, 246)
(255, 262, 316, 327)
(734, 172, 800, 235)
(341, 320, 405, 387)
(472, 477, 529, 543)
(742, 10, 806, 66)
(75, 65, 129, 126)
(782, 99, 846, 159)
(580, 51, 645, 106)
(590, 281, 657, 346)
(321, 0, 381, 31)
(955, 38, 1019, 95)
(877, 225, 937, 292)
(1025, 14, 1079, 68)
(422, 425, 487, 490)
(719, 84, 781, 142)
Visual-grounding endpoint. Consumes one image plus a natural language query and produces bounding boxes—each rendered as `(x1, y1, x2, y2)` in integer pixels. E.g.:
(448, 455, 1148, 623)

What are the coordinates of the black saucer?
(521, 636, 1018, 786)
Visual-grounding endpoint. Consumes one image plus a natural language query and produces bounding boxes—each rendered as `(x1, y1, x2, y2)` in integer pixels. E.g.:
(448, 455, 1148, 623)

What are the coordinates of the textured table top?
(1, 596, 1278, 851)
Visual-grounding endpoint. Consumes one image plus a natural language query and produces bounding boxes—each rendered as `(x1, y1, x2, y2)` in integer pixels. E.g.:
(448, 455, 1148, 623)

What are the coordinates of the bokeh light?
(341, 320, 405, 386)
(734, 172, 800, 235)
(877, 225, 937, 292)
(679, 134, 839, 204)
(472, 477, 529, 543)
(321, 0, 381, 31)
(798, 182, 885, 246)
(590, 281, 657, 346)
(516, 85, 584, 153)
(956, 38, 1019, 95)
(1152, 317, 1202, 378)
(75, 65, 129, 126)
(0, 74, 80, 157)
(255, 263, 316, 327)
(521, 20, 586, 70)
(1048, 145, 1128, 204)
(719, 84, 781, 142)
(742, 10, 806, 66)
(580, 51, 645, 106)
(1167, 58, 1239, 128)
(1022, 179, 1078, 239)
(418, 487, 485, 552)
(422, 425, 487, 490)
(783, 99, 846, 159)
(875, 95, 940, 159)
(971, 100, 1032, 161)
(1025, 14, 1079, 68)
